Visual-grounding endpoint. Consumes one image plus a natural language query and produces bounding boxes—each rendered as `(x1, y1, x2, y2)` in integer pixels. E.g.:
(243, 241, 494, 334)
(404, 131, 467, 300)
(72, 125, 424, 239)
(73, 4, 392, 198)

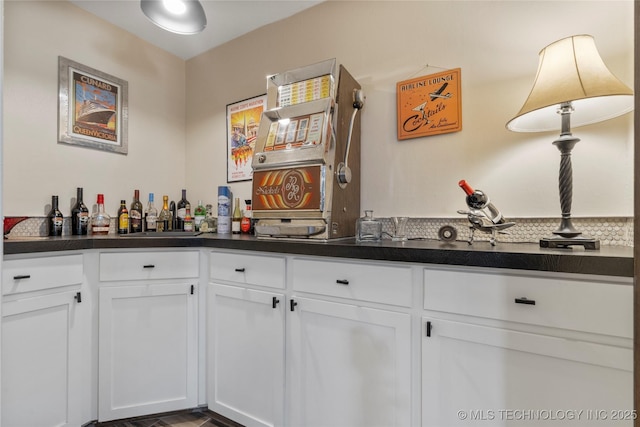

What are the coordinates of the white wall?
(2, 1, 634, 220)
(186, 0, 634, 219)
(3, 1, 186, 217)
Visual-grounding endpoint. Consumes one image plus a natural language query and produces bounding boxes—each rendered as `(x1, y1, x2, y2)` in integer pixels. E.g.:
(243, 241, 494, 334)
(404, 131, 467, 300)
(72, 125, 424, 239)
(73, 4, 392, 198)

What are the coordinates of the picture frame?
(396, 68, 462, 140)
(58, 56, 128, 155)
(226, 94, 267, 182)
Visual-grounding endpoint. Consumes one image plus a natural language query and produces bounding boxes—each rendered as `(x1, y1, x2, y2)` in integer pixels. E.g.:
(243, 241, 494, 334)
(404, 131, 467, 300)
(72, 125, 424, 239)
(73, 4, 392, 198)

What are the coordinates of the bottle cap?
(97, 194, 104, 204)
(458, 180, 475, 196)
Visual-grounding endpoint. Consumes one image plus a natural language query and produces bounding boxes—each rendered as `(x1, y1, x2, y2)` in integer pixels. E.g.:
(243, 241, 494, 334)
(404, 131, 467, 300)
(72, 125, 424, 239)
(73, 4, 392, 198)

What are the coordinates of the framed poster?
(58, 56, 128, 154)
(226, 94, 267, 182)
(396, 68, 462, 140)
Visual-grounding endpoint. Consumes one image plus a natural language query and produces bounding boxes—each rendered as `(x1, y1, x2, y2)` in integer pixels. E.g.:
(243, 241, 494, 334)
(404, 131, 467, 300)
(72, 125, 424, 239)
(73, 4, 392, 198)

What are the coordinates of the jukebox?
(251, 59, 364, 240)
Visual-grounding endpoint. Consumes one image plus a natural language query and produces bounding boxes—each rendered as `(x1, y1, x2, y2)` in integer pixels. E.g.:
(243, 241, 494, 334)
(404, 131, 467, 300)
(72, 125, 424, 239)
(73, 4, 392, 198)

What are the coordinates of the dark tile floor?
(95, 409, 244, 427)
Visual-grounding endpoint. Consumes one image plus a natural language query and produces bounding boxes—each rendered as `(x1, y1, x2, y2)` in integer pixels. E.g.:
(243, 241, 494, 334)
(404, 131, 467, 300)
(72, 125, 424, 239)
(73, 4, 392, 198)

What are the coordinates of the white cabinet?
(208, 284, 285, 427)
(2, 254, 85, 427)
(207, 251, 286, 427)
(289, 257, 412, 427)
(98, 250, 199, 422)
(288, 296, 411, 427)
(422, 266, 634, 427)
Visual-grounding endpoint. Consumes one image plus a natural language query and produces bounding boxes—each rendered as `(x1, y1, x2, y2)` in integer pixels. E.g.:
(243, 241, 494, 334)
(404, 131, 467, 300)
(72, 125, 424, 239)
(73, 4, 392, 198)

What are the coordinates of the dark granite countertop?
(3, 234, 634, 278)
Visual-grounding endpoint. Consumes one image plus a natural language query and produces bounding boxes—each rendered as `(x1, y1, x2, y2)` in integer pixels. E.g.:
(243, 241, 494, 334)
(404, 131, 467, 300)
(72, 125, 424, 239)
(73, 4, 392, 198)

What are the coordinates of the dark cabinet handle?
(290, 299, 298, 312)
(143, 265, 155, 269)
(74, 292, 82, 303)
(425, 321, 432, 337)
(235, 268, 246, 272)
(272, 296, 280, 309)
(336, 279, 349, 285)
(515, 297, 536, 305)
(13, 275, 31, 280)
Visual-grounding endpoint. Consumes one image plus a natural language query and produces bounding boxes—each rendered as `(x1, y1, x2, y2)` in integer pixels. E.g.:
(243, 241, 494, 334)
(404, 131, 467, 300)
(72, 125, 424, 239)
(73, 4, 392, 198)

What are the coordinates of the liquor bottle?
(158, 195, 172, 232)
(71, 187, 89, 235)
(194, 200, 206, 231)
(170, 200, 177, 230)
(91, 194, 111, 235)
(176, 189, 189, 230)
(183, 203, 194, 232)
(200, 204, 217, 233)
(117, 200, 129, 234)
(458, 180, 505, 224)
(355, 210, 382, 243)
(47, 195, 64, 236)
(130, 189, 143, 233)
(232, 197, 242, 234)
(241, 199, 252, 234)
(145, 193, 158, 232)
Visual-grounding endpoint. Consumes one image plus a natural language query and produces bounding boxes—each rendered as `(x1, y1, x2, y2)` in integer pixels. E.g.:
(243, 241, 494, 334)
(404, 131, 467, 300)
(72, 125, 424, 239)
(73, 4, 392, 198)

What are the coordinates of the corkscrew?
(457, 180, 515, 246)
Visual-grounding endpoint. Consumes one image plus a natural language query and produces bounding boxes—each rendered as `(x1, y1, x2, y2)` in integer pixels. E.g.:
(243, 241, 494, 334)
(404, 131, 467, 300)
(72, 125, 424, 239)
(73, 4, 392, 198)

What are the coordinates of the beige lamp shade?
(506, 34, 633, 132)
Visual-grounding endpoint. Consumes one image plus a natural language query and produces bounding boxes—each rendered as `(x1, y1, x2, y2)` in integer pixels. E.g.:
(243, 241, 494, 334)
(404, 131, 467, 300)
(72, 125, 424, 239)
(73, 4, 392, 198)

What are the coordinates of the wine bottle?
(145, 193, 158, 232)
(158, 195, 172, 232)
(47, 195, 64, 236)
(71, 187, 89, 235)
(91, 194, 111, 235)
(458, 180, 505, 224)
(184, 203, 194, 232)
(170, 200, 177, 231)
(117, 200, 129, 234)
(176, 189, 189, 231)
(130, 189, 143, 233)
(232, 197, 242, 234)
(194, 200, 206, 231)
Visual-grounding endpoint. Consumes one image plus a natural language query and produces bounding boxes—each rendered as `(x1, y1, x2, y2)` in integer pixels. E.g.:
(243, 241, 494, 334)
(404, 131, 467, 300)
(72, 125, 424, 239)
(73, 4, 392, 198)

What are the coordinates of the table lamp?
(506, 34, 633, 249)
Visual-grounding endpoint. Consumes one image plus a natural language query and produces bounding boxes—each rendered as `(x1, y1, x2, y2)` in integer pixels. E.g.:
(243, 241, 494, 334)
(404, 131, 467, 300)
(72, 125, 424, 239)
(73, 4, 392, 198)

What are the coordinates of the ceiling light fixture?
(140, 0, 207, 35)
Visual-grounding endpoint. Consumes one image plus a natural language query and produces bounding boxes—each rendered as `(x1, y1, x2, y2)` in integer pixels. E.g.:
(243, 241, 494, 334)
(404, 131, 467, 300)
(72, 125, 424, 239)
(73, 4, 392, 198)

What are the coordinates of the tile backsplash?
(5, 215, 634, 247)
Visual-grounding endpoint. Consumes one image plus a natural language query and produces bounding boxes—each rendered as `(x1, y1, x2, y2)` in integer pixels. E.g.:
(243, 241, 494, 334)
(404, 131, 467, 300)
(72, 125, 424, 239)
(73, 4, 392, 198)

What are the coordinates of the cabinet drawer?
(292, 258, 412, 307)
(209, 251, 285, 289)
(99, 251, 199, 281)
(3, 254, 83, 295)
(424, 267, 632, 338)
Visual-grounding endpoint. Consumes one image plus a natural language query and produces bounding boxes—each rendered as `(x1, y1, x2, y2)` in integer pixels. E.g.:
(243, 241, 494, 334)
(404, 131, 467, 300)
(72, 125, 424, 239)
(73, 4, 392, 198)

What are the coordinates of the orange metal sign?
(252, 166, 322, 211)
(396, 68, 462, 140)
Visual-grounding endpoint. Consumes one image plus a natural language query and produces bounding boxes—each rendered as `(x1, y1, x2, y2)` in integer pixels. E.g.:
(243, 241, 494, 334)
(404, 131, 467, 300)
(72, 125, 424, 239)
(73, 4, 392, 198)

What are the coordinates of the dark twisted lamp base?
(540, 133, 599, 250)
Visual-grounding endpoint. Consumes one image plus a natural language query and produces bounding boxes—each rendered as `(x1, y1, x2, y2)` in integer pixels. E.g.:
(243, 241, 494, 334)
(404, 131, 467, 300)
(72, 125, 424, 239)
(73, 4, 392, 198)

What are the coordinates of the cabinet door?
(288, 297, 411, 427)
(208, 284, 285, 427)
(422, 318, 633, 426)
(99, 283, 198, 421)
(2, 290, 82, 427)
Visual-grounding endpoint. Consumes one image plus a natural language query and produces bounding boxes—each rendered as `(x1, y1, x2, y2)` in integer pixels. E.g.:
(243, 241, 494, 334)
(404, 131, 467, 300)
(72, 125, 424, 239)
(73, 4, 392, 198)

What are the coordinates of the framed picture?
(396, 68, 462, 140)
(58, 56, 128, 154)
(226, 94, 267, 182)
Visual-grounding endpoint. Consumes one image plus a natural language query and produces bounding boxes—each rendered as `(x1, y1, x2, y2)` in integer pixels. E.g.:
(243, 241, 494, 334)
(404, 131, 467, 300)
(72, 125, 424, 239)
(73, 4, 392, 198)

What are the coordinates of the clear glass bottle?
(356, 210, 382, 243)
(232, 197, 242, 234)
(199, 204, 217, 233)
(145, 193, 158, 232)
(91, 194, 111, 235)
